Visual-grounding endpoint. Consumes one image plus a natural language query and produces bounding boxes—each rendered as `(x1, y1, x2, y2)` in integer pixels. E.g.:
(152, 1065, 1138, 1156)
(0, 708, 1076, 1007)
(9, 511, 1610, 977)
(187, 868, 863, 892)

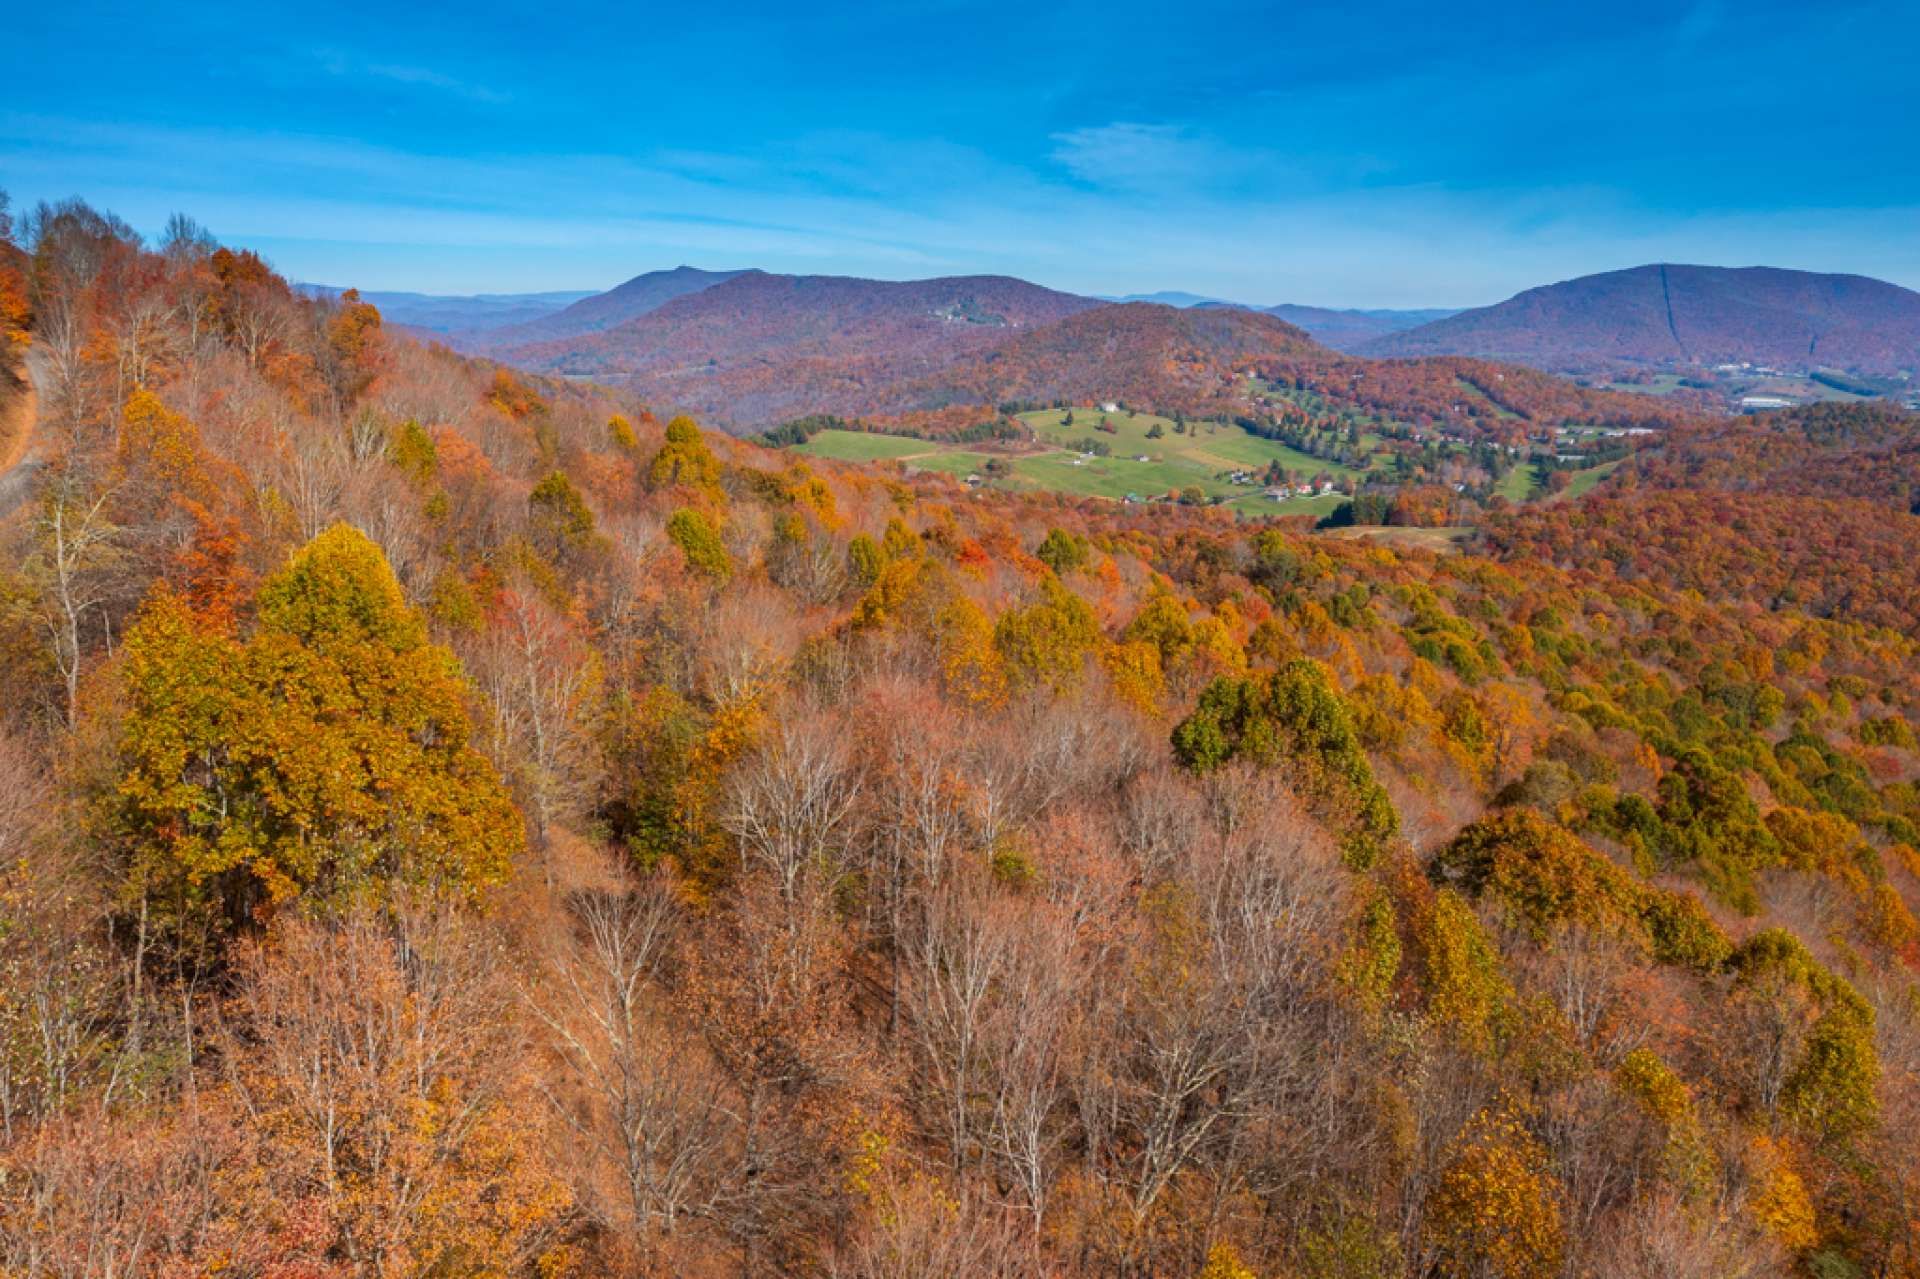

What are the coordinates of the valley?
(793, 406, 1371, 514)
(786, 395, 1634, 523)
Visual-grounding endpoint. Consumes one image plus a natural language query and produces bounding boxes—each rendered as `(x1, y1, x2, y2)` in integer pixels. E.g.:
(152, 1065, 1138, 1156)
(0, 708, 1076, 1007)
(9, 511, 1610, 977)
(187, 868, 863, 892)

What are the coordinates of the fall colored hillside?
(4, 196, 1920, 1279)
(1479, 400, 1920, 636)
(494, 269, 1700, 438)
(1364, 264, 1920, 375)
(907, 302, 1321, 414)
(1612, 399, 1920, 513)
(455, 265, 750, 350)
(501, 269, 1099, 426)
(1254, 348, 1699, 438)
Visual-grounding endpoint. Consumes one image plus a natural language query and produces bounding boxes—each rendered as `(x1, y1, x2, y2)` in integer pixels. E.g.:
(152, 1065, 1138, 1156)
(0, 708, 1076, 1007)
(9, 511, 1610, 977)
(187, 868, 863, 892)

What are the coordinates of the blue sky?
(4, 0, 1917, 306)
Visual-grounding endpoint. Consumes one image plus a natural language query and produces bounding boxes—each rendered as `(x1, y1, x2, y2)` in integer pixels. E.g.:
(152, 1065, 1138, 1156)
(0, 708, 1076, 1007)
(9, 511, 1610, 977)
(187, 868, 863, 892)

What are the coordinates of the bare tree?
(723, 715, 863, 907)
(0, 741, 121, 1143)
(903, 879, 1015, 1174)
(27, 470, 123, 725)
(220, 901, 565, 1273)
(468, 582, 604, 853)
(979, 893, 1090, 1245)
(1074, 788, 1358, 1273)
(830, 1175, 1031, 1279)
(535, 878, 736, 1248)
(1610, 1188, 1781, 1279)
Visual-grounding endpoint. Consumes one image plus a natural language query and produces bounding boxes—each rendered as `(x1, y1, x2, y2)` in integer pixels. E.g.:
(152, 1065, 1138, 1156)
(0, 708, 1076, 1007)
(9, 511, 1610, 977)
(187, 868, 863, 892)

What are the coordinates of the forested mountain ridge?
(497, 268, 1099, 427)
(2, 196, 1919, 1279)
(452, 265, 752, 351)
(1363, 264, 1920, 375)
(905, 302, 1323, 414)
(487, 265, 1695, 436)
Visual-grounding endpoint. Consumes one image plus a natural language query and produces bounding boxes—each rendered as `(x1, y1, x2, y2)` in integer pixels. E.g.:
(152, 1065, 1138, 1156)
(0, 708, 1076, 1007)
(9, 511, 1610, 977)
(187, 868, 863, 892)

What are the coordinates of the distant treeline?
(758, 412, 1022, 448)
(1810, 369, 1907, 398)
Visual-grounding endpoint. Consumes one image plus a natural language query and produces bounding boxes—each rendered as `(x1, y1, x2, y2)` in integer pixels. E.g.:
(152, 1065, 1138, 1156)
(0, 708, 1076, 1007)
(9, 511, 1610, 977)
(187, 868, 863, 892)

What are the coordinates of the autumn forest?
(1, 189, 1919, 1279)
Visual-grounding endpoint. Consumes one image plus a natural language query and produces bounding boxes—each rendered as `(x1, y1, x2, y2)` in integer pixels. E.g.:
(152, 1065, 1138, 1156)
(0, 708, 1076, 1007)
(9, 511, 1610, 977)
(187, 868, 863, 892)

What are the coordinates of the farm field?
(792, 417, 1622, 520)
(1596, 373, 1691, 396)
(1019, 408, 1367, 482)
(788, 412, 1373, 510)
(1494, 463, 1542, 501)
(1554, 458, 1620, 500)
(790, 430, 937, 462)
(1005, 451, 1210, 500)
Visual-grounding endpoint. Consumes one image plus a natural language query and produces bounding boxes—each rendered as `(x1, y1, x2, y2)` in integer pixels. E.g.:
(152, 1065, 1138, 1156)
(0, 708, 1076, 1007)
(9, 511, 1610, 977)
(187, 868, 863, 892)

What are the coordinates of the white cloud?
(6, 111, 1918, 304)
(1050, 123, 1235, 190)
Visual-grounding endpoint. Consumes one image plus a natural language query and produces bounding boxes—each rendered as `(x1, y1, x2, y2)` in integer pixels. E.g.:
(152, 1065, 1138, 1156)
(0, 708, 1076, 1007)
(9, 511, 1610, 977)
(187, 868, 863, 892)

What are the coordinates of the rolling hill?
(499, 269, 1100, 426)
(453, 265, 749, 351)
(908, 301, 1321, 413)
(1479, 400, 1920, 636)
(1105, 294, 1461, 350)
(486, 266, 1697, 435)
(1362, 264, 1920, 374)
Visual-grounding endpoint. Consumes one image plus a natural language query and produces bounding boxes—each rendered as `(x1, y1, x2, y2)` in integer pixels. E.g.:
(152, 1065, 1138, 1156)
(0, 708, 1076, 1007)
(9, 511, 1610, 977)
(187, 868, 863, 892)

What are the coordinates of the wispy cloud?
(311, 47, 508, 104)
(6, 98, 1918, 303)
(1049, 123, 1237, 191)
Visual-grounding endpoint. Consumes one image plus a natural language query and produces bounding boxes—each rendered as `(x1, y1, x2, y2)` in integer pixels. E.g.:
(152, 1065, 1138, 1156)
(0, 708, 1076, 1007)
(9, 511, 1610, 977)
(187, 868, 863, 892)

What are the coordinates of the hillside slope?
(9, 198, 1920, 1279)
(501, 269, 1100, 426)
(910, 301, 1321, 413)
(457, 265, 749, 350)
(1480, 401, 1920, 634)
(1363, 264, 1920, 374)
(1615, 399, 1920, 512)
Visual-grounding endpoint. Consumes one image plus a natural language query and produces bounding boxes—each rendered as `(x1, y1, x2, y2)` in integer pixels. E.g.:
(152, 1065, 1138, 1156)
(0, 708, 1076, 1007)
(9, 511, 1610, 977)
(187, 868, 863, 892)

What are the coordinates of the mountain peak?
(1361, 263, 1920, 373)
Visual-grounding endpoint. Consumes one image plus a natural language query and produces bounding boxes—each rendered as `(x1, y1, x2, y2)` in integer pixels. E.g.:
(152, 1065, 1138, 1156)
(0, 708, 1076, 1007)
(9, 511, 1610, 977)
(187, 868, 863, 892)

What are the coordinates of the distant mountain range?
(339, 260, 1918, 428)
(499, 270, 1099, 427)
(450, 266, 751, 350)
(297, 285, 596, 333)
(1102, 292, 1461, 350)
(1362, 265, 1920, 375)
(1255, 304, 1462, 351)
(1104, 290, 1234, 308)
(484, 268, 1672, 433)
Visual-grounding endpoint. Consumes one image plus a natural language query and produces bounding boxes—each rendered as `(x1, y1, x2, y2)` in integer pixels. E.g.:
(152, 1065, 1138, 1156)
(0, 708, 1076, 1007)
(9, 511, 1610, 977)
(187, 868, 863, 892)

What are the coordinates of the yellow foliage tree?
(646, 415, 723, 493)
(934, 594, 1006, 707)
(1101, 639, 1166, 715)
(1195, 1241, 1260, 1279)
(107, 525, 522, 935)
(1748, 1134, 1818, 1251)
(1422, 1103, 1565, 1279)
